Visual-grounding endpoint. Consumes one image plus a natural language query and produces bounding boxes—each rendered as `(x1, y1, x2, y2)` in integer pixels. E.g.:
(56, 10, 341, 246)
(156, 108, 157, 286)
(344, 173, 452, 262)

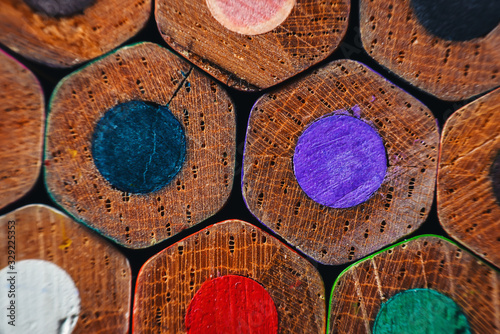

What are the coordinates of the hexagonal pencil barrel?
(359, 0, 500, 101)
(328, 235, 499, 333)
(0, 204, 131, 333)
(0, 0, 151, 67)
(242, 59, 439, 265)
(44, 42, 236, 248)
(438, 87, 500, 268)
(155, 0, 350, 91)
(133, 220, 325, 333)
(0, 50, 44, 210)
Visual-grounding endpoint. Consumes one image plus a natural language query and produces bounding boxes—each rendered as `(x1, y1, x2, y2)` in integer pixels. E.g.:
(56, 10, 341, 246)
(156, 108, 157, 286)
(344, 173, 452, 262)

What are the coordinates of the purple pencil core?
(293, 114, 387, 208)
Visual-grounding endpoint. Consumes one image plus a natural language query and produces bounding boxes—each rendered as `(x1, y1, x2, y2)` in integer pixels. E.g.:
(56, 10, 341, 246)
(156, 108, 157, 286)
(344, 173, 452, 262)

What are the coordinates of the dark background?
(0, 0, 482, 328)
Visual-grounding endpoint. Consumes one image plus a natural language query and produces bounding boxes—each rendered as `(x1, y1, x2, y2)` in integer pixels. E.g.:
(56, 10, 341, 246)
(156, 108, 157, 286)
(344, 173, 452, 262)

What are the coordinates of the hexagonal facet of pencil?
(0, 204, 131, 333)
(242, 59, 439, 265)
(328, 235, 498, 333)
(0, 0, 151, 67)
(438, 87, 500, 268)
(359, 0, 500, 101)
(133, 220, 325, 333)
(0, 50, 44, 210)
(45, 42, 236, 248)
(155, 0, 350, 91)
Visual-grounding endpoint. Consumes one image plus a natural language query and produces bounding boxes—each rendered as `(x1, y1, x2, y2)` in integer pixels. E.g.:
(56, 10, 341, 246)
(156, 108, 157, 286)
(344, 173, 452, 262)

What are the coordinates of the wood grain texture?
(133, 220, 325, 333)
(0, 204, 131, 333)
(328, 235, 500, 334)
(437, 87, 500, 268)
(155, 0, 350, 91)
(242, 59, 439, 265)
(360, 0, 500, 101)
(0, 0, 151, 67)
(45, 42, 236, 248)
(0, 50, 44, 210)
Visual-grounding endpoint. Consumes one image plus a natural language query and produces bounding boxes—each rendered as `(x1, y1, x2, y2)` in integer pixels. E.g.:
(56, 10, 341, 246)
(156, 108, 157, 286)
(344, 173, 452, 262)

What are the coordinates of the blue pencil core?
(92, 101, 186, 194)
(410, 0, 500, 41)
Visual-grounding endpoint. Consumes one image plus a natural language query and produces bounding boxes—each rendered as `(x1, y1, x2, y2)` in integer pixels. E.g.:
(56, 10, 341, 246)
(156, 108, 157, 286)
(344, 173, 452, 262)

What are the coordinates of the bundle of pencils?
(0, 0, 498, 332)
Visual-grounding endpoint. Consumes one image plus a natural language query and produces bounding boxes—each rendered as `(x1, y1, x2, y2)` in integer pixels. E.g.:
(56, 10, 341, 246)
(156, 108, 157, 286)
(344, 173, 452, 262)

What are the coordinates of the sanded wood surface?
(438, 88, 500, 268)
(133, 220, 325, 333)
(155, 0, 350, 91)
(360, 0, 500, 101)
(0, 0, 151, 67)
(0, 204, 131, 333)
(0, 50, 44, 210)
(328, 235, 500, 333)
(45, 42, 236, 248)
(242, 59, 439, 265)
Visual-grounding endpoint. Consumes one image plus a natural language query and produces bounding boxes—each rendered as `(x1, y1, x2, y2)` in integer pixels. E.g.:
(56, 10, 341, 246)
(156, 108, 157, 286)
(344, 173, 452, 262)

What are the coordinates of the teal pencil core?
(373, 288, 471, 334)
(92, 101, 186, 194)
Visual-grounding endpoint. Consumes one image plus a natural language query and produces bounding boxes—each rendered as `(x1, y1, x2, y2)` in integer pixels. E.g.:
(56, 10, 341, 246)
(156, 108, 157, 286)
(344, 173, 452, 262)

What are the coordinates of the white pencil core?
(1, 259, 81, 333)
